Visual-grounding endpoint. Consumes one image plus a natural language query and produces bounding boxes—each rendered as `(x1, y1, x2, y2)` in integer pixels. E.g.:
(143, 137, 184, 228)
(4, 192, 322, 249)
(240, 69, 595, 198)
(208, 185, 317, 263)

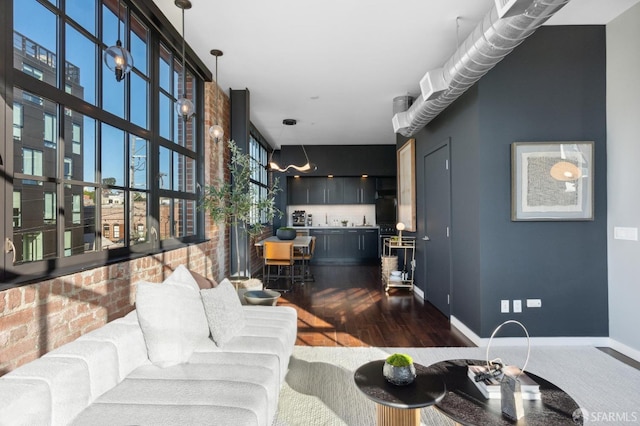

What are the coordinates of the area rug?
(273, 346, 640, 426)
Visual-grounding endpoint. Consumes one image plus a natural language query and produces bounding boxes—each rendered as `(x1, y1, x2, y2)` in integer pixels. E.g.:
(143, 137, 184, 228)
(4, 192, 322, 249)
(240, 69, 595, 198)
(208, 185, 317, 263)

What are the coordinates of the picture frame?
(397, 138, 416, 231)
(511, 141, 594, 221)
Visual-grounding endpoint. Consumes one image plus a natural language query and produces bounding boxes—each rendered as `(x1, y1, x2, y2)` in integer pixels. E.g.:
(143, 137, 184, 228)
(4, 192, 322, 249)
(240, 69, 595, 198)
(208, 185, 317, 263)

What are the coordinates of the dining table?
(255, 236, 312, 285)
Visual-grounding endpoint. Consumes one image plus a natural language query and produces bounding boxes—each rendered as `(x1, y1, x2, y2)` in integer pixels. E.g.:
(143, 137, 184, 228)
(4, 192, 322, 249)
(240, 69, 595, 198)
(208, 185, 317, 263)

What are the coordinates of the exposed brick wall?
(0, 81, 231, 377)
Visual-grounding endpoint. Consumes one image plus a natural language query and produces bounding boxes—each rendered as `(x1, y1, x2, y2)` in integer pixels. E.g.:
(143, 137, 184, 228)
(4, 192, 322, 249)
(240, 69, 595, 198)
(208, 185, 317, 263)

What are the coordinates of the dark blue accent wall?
(408, 26, 608, 338)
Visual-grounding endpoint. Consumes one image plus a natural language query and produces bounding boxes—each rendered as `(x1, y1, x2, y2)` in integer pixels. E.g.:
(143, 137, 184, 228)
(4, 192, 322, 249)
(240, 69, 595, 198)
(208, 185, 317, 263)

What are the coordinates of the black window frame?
(0, 0, 212, 289)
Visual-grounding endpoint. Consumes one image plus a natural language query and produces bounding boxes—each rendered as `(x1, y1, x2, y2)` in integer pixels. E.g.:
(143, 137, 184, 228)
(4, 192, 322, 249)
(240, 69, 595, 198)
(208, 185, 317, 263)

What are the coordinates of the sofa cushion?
(0, 378, 52, 425)
(44, 340, 120, 401)
(3, 357, 91, 425)
(77, 319, 149, 380)
(127, 361, 279, 421)
(72, 378, 269, 426)
(192, 306, 298, 382)
(72, 403, 259, 426)
(200, 279, 246, 346)
(189, 269, 218, 289)
(135, 265, 210, 367)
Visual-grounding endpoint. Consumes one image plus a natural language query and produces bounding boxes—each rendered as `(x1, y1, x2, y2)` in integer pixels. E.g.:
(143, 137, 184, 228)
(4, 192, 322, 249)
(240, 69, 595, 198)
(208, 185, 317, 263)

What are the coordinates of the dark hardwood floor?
(268, 264, 475, 348)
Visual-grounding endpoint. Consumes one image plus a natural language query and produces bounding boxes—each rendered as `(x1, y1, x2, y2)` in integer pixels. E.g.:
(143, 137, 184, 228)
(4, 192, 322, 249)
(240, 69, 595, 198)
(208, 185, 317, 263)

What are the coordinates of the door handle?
(422, 236, 430, 241)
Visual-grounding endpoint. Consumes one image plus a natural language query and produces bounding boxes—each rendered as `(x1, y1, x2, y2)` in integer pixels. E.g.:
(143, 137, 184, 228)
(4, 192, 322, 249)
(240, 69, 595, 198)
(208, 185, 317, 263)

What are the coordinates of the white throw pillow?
(200, 279, 246, 347)
(162, 264, 201, 291)
(135, 265, 210, 367)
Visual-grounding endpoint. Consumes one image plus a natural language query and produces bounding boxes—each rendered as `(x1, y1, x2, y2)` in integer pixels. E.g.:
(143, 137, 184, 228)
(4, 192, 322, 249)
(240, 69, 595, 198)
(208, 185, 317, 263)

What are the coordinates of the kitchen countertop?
(291, 225, 379, 230)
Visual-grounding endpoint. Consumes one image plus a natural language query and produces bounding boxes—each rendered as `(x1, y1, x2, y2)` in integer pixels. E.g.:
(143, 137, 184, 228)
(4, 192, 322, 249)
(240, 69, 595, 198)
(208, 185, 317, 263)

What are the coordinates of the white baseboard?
(413, 286, 425, 300)
(608, 338, 640, 362)
(451, 316, 482, 345)
(450, 316, 611, 348)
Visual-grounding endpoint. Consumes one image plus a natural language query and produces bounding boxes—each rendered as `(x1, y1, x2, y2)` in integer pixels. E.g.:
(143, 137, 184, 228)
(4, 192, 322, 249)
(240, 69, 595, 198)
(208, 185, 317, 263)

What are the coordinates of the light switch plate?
(614, 227, 638, 241)
(513, 300, 522, 313)
(527, 299, 542, 308)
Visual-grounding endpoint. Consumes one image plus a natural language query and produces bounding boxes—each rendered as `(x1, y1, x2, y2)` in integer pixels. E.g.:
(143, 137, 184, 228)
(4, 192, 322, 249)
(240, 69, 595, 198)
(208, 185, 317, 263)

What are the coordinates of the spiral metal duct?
(393, 0, 571, 137)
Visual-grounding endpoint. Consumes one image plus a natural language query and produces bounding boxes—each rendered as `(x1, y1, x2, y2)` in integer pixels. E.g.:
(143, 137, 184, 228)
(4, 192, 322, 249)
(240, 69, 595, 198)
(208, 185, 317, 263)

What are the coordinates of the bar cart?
(381, 236, 416, 292)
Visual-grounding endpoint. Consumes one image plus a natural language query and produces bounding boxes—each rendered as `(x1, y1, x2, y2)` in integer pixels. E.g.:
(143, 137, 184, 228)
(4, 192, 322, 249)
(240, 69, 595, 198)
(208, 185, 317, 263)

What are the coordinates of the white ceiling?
(152, 0, 640, 148)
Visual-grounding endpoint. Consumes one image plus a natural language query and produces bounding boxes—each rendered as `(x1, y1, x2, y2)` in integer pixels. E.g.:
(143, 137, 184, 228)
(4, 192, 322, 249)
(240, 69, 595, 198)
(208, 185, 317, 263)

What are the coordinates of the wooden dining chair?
(263, 241, 294, 291)
(293, 236, 316, 282)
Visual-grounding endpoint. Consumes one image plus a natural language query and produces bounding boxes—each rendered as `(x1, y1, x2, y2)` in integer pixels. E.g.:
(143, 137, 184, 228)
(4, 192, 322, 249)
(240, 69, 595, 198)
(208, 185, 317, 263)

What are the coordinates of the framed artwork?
(511, 141, 594, 221)
(397, 138, 416, 231)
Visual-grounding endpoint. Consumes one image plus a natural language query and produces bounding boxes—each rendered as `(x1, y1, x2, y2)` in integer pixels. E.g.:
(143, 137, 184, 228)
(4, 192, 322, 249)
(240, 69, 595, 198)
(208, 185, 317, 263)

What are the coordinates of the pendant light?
(209, 49, 224, 142)
(104, 0, 133, 82)
(268, 119, 317, 173)
(175, 0, 195, 122)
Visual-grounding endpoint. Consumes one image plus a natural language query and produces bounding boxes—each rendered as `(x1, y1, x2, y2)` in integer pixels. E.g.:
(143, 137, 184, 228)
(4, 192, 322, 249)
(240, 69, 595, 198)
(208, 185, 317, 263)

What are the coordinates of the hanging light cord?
(215, 54, 219, 124)
(117, 1, 122, 44)
(302, 145, 310, 163)
(181, 7, 187, 99)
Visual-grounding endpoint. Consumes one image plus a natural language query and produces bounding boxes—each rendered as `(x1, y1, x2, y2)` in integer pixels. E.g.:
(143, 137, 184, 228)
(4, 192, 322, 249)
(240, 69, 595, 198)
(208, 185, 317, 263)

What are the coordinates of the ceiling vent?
(392, 0, 571, 137)
(495, 0, 534, 18)
(419, 68, 447, 101)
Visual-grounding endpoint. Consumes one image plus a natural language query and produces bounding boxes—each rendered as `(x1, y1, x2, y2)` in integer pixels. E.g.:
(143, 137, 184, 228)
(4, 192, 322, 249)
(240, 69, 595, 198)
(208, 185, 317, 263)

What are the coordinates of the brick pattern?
(0, 80, 231, 377)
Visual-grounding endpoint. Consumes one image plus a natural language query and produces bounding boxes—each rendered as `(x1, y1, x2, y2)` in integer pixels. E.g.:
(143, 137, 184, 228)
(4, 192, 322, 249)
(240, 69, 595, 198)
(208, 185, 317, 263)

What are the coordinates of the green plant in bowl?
(385, 353, 414, 367)
(383, 353, 416, 385)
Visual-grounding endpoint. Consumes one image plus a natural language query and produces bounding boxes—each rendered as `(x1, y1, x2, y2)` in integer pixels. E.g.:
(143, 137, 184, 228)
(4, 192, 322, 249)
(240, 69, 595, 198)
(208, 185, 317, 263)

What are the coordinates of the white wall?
(607, 2, 640, 358)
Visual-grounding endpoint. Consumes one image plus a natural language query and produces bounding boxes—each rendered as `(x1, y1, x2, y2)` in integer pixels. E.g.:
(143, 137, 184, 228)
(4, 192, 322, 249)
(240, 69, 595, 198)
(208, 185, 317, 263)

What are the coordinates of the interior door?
(423, 144, 451, 317)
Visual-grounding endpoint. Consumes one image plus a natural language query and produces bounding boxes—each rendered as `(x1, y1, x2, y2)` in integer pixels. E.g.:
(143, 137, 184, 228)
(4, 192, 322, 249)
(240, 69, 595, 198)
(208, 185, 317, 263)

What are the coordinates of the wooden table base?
(376, 404, 420, 426)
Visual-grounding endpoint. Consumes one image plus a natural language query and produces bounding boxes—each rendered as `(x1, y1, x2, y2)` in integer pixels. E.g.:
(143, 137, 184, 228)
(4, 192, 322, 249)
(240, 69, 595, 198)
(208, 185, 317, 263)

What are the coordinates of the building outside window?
(43, 192, 56, 223)
(43, 113, 56, 148)
(22, 148, 43, 177)
(2, 0, 208, 284)
(13, 103, 23, 140)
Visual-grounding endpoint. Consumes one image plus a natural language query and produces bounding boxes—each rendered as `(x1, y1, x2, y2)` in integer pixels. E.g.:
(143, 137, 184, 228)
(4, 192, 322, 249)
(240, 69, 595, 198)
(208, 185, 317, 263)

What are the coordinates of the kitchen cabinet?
(290, 177, 344, 205)
(311, 228, 379, 264)
(344, 229, 378, 260)
(324, 178, 344, 204)
(343, 177, 376, 204)
(289, 177, 374, 205)
(310, 229, 344, 261)
(288, 177, 310, 204)
(344, 229, 361, 255)
(361, 228, 379, 259)
(307, 178, 325, 204)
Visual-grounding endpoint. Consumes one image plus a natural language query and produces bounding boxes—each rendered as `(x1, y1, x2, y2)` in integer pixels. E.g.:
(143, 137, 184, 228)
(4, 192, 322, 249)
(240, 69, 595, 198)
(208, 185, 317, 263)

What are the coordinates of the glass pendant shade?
(104, 41, 134, 81)
(209, 124, 224, 141)
(103, 1, 133, 82)
(176, 97, 194, 121)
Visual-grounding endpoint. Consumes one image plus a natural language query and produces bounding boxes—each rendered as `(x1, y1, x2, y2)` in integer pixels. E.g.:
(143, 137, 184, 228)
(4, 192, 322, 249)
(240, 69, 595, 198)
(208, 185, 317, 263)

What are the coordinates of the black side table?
(425, 359, 583, 425)
(354, 360, 446, 426)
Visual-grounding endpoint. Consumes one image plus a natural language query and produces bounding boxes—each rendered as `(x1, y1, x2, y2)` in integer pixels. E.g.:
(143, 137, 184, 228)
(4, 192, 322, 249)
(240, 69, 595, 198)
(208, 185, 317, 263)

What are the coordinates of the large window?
(2, 0, 208, 285)
(249, 134, 269, 225)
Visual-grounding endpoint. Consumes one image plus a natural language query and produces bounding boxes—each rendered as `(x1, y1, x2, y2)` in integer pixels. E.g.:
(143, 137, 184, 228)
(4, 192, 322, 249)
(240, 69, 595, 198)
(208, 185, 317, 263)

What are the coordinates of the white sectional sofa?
(0, 267, 297, 426)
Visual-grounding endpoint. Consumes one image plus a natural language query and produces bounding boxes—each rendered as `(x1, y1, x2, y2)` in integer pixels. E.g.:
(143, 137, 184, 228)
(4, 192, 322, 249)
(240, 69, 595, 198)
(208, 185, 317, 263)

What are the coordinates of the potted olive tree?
(201, 140, 281, 281)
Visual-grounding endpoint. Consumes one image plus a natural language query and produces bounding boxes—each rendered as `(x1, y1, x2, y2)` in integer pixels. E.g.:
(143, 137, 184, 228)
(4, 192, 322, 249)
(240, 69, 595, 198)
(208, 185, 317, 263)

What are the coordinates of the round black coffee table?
(354, 360, 446, 426)
(425, 359, 583, 425)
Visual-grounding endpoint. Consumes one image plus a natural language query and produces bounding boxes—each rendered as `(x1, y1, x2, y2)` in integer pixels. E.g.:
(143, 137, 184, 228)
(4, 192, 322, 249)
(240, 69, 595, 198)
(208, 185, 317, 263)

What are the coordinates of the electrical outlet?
(527, 299, 542, 308)
(501, 300, 510, 313)
(513, 300, 522, 313)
